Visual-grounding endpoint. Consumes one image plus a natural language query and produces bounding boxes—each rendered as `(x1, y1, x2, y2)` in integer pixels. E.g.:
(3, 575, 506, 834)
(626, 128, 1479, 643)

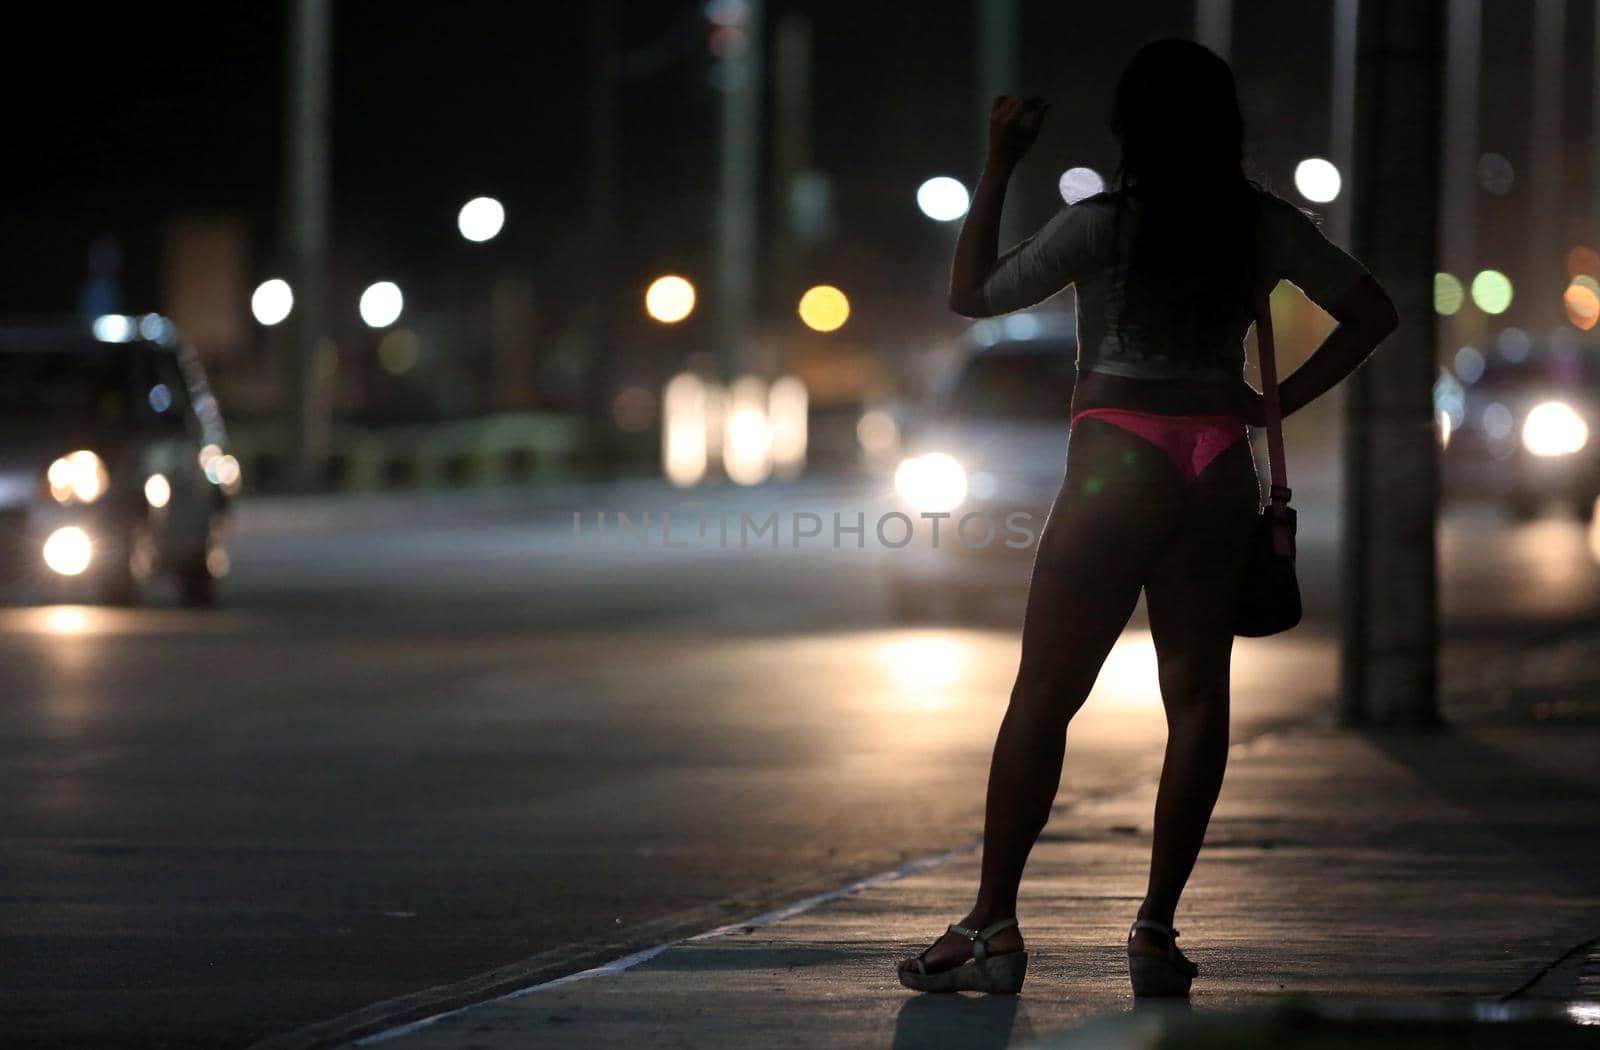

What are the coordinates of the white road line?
(354, 837, 982, 1045)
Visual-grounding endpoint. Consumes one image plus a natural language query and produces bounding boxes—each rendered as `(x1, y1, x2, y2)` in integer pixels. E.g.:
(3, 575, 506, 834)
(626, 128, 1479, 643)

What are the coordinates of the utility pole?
(1528, 0, 1565, 327)
(1340, 2, 1445, 727)
(715, 0, 762, 380)
(1328, 0, 1359, 247)
(1440, 0, 1480, 306)
(976, 0, 1021, 245)
(283, 0, 330, 491)
(1194, 0, 1233, 62)
(771, 9, 812, 353)
(584, 0, 620, 476)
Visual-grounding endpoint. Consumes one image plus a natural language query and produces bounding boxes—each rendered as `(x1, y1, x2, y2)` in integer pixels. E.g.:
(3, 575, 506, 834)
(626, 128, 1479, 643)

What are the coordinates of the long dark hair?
(1107, 38, 1265, 362)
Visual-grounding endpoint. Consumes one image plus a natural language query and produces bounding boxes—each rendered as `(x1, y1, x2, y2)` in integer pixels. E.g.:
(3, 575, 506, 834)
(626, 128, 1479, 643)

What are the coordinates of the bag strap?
(1254, 286, 1296, 560)
(1254, 286, 1290, 510)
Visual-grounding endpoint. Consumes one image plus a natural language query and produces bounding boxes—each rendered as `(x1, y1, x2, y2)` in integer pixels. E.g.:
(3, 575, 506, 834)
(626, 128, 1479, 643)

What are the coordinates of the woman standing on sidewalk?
(896, 38, 1398, 997)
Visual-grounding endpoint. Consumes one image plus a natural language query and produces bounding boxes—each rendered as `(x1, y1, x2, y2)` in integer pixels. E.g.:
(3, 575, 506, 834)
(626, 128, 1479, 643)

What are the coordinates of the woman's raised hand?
(987, 95, 1050, 167)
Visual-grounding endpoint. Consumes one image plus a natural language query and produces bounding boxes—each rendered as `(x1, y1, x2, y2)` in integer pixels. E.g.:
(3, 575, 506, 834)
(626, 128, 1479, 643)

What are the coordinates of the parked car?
(0, 316, 236, 605)
(886, 312, 1077, 619)
(1438, 334, 1600, 521)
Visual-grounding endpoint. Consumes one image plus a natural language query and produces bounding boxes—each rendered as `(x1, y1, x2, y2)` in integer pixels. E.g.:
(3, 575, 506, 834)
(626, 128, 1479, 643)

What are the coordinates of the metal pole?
(1342, 1, 1445, 727)
(583, 0, 620, 476)
(1528, 0, 1565, 326)
(976, 0, 1021, 245)
(283, 0, 330, 491)
(715, 0, 763, 380)
(1195, 0, 1233, 62)
(771, 10, 812, 351)
(1328, 0, 1359, 247)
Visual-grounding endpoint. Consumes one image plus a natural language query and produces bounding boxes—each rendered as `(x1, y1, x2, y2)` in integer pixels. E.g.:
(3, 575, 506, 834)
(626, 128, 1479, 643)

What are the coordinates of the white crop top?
(978, 189, 1372, 384)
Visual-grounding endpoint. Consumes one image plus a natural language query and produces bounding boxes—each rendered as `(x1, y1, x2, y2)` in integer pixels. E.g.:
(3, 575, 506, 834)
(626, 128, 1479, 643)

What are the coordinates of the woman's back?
(980, 187, 1373, 389)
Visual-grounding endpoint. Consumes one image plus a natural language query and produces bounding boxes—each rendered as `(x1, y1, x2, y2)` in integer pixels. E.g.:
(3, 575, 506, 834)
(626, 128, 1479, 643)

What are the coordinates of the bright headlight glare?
(1521, 401, 1589, 457)
(48, 450, 108, 504)
(43, 526, 93, 576)
(894, 452, 968, 514)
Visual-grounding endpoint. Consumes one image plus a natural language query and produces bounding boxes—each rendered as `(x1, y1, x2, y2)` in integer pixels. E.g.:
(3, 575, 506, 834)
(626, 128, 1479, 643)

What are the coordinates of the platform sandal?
(897, 917, 1028, 994)
(1127, 918, 1198, 997)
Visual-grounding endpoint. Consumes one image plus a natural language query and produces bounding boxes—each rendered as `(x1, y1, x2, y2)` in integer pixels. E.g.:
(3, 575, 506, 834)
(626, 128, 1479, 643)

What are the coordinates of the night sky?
(1, 3, 1589, 369)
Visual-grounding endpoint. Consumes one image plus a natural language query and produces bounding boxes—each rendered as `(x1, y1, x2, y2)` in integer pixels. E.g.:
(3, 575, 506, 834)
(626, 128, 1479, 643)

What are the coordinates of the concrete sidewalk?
(326, 719, 1600, 1049)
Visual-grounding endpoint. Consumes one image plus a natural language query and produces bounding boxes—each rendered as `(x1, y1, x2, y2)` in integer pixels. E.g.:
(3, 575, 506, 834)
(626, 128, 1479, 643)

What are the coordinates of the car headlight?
(1521, 401, 1589, 457)
(47, 450, 108, 504)
(894, 452, 967, 514)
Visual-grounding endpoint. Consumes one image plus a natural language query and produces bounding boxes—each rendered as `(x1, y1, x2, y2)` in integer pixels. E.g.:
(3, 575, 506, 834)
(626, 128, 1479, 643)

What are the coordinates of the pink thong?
(1070, 407, 1249, 486)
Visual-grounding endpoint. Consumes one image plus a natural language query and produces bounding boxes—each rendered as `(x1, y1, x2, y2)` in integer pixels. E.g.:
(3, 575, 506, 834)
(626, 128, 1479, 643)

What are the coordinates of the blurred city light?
(456, 196, 505, 242)
(1498, 327, 1531, 362)
(662, 372, 709, 487)
(645, 275, 696, 323)
(1003, 313, 1041, 340)
(1481, 401, 1513, 440)
(251, 279, 294, 326)
(1478, 152, 1514, 195)
(1433, 272, 1464, 315)
(144, 473, 171, 509)
(1523, 398, 1587, 454)
(895, 452, 967, 514)
(139, 314, 173, 342)
(1470, 270, 1513, 314)
(42, 527, 92, 577)
(1453, 345, 1485, 383)
(359, 281, 404, 328)
(856, 409, 899, 457)
(1565, 280, 1600, 330)
(1568, 245, 1600, 278)
(723, 376, 773, 486)
(1522, 400, 1589, 457)
(1433, 369, 1466, 431)
(91, 314, 134, 343)
(378, 328, 420, 374)
(1057, 166, 1105, 204)
(1293, 157, 1341, 203)
(767, 376, 808, 479)
(916, 176, 970, 221)
(797, 284, 849, 332)
(48, 450, 107, 504)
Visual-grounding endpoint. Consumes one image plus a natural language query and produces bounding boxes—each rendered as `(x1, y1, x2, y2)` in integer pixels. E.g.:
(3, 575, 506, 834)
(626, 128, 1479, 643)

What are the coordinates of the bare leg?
(1131, 433, 1258, 963)
(900, 417, 1184, 974)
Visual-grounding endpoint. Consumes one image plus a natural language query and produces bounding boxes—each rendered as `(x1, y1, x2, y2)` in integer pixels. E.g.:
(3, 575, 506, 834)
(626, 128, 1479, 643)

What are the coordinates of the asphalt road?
(3, 469, 1598, 1048)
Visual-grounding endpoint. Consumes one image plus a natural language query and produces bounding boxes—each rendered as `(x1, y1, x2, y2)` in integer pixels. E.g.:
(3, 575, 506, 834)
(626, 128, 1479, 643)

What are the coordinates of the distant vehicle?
(0, 316, 236, 605)
(1438, 335, 1600, 522)
(886, 313, 1077, 619)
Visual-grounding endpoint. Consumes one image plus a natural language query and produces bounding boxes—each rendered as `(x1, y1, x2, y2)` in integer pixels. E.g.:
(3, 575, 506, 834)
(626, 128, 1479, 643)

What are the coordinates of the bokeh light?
(378, 328, 421, 374)
(1433, 272, 1464, 315)
(1453, 345, 1485, 384)
(251, 279, 293, 326)
(1057, 166, 1105, 204)
(144, 473, 171, 509)
(359, 281, 404, 328)
(662, 372, 709, 487)
(1565, 281, 1600, 330)
(1567, 245, 1600, 279)
(1478, 152, 1514, 195)
(42, 527, 92, 576)
(916, 176, 970, 222)
(1497, 327, 1530, 362)
(1470, 270, 1513, 314)
(1293, 158, 1341, 203)
(1523, 401, 1589, 457)
(798, 284, 850, 332)
(457, 197, 505, 242)
(645, 275, 696, 323)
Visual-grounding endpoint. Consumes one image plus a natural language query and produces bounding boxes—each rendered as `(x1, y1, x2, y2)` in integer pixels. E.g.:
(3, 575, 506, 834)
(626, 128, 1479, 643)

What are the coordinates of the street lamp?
(359, 281, 404, 328)
(251, 279, 294, 326)
(1293, 158, 1342, 203)
(798, 285, 849, 332)
(1057, 166, 1105, 204)
(916, 177, 970, 222)
(457, 196, 505, 242)
(645, 275, 696, 323)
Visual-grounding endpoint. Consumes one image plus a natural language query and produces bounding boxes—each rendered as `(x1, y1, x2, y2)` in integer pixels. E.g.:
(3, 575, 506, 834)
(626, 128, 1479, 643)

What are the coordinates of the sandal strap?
(1129, 919, 1179, 939)
(947, 916, 1018, 942)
